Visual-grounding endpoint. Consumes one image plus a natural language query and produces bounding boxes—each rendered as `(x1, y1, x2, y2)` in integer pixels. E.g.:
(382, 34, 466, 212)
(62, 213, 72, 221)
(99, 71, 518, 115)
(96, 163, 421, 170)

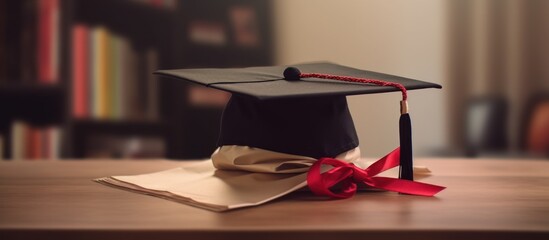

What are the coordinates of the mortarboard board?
(155, 62, 440, 100)
(155, 62, 442, 190)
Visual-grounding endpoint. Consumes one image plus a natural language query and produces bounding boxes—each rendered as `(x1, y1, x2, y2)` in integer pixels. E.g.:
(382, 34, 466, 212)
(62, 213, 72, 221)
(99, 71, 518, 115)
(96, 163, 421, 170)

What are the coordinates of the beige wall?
(273, 0, 448, 157)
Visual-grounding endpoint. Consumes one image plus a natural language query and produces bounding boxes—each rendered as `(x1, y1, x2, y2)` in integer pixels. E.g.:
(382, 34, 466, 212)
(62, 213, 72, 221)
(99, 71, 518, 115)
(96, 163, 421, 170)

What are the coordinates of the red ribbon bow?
(307, 147, 445, 198)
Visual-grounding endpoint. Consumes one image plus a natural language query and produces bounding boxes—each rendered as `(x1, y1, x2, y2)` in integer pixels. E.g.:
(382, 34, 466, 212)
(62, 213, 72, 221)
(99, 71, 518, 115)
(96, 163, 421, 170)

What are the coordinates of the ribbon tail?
(369, 176, 446, 197)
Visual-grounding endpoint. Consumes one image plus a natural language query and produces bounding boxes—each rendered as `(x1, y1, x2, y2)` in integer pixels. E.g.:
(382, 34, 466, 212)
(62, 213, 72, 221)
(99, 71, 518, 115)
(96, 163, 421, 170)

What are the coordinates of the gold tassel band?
(400, 100, 409, 114)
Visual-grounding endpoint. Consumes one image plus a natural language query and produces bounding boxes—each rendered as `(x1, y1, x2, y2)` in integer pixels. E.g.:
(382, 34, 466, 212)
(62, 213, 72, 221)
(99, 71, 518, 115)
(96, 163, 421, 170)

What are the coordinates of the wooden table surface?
(1, 158, 548, 240)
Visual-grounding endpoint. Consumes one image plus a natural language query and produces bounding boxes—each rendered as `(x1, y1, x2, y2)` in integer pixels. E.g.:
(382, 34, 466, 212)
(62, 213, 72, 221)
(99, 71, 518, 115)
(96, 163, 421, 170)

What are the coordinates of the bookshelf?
(0, 0, 273, 160)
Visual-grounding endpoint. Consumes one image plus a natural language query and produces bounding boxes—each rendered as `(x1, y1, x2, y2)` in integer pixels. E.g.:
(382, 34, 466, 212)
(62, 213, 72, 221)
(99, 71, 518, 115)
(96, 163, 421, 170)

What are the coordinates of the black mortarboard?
(155, 62, 441, 181)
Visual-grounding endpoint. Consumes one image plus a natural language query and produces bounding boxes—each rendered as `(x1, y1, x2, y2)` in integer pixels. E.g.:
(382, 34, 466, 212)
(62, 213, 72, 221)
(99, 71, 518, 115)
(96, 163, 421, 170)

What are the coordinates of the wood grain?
(1, 158, 549, 240)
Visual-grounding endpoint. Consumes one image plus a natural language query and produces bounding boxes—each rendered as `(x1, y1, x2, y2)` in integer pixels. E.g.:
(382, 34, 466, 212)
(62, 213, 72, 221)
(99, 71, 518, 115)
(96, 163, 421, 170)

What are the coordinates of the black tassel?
(399, 113, 413, 181)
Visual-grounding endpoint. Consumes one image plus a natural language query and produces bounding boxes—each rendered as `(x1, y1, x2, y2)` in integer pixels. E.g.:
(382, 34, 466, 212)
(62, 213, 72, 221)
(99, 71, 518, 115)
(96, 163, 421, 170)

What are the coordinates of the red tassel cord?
(299, 72, 408, 101)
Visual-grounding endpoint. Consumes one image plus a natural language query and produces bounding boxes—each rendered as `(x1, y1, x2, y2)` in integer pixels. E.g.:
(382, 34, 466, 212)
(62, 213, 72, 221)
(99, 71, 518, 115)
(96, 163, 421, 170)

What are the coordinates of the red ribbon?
(307, 147, 445, 198)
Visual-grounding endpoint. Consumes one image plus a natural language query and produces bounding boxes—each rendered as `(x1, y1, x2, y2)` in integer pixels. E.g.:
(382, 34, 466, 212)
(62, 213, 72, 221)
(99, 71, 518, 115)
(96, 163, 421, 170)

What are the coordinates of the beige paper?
(95, 146, 432, 212)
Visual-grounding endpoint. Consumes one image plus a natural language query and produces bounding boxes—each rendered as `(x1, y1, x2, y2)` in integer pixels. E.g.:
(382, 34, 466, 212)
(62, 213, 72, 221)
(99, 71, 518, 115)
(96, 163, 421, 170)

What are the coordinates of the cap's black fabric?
(218, 95, 358, 158)
(155, 62, 441, 100)
(155, 62, 442, 158)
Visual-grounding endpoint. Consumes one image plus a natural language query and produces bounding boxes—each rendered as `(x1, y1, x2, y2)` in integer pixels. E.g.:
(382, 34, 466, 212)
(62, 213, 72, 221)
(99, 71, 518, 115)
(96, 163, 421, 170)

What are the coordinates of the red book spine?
(34, 128, 43, 159)
(72, 24, 88, 118)
(25, 127, 40, 160)
(37, 0, 58, 83)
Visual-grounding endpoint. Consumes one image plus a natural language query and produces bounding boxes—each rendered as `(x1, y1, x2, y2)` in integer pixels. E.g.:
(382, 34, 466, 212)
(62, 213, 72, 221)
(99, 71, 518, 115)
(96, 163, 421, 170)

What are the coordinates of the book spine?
(26, 126, 38, 159)
(9, 123, 63, 160)
(118, 37, 129, 119)
(37, 0, 59, 84)
(123, 42, 140, 119)
(41, 126, 60, 160)
(89, 27, 96, 118)
(145, 49, 159, 120)
(136, 51, 147, 120)
(37, 0, 49, 82)
(51, 0, 59, 83)
(112, 36, 123, 119)
(72, 24, 89, 118)
(49, 127, 61, 160)
(97, 27, 109, 118)
(91, 26, 110, 118)
(20, 0, 37, 82)
(10, 121, 25, 160)
(108, 33, 118, 119)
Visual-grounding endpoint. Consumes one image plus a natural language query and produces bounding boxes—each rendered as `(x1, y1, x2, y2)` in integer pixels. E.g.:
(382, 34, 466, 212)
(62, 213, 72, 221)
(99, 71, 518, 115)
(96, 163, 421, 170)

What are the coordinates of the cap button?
(283, 67, 301, 81)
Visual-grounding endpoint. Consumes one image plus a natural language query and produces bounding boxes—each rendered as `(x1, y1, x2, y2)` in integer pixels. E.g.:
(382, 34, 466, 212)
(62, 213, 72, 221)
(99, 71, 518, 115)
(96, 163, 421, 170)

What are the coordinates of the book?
(37, 0, 59, 84)
(135, 50, 148, 120)
(9, 121, 62, 160)
(44, 126, 61, 159)
(28, 126, 41, 159)
(145, 48, 159, 120)
(91, 26, 109, 118)
(98, 26, 109, 118)
(20, 0, 38, 82)
(72, 24, 89, 118)
(81, 25, 150, 120)
(10, 121, 26, 160)
(110, 34, 122, 119)
(121, 40, 140, 119)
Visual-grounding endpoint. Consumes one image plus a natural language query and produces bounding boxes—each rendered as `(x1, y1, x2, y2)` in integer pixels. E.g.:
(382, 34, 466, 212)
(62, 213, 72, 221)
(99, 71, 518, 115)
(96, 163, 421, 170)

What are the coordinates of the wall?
(273, 0, 448, 157)
(446, 0, 549, 154)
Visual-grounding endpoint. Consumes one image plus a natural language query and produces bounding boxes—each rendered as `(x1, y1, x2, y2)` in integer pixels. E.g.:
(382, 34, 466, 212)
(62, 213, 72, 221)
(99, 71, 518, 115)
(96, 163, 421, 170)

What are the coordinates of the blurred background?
(0, 0, 548, 160)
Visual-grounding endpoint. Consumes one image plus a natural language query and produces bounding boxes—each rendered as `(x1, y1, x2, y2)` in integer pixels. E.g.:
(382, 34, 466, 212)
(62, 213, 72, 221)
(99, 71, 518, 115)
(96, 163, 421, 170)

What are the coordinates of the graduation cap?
(155, 62, 441, 183)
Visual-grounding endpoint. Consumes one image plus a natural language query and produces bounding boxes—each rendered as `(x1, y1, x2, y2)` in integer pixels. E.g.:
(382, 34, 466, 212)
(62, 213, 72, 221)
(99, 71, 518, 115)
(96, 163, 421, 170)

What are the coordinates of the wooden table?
(1, 158, 548, 240)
